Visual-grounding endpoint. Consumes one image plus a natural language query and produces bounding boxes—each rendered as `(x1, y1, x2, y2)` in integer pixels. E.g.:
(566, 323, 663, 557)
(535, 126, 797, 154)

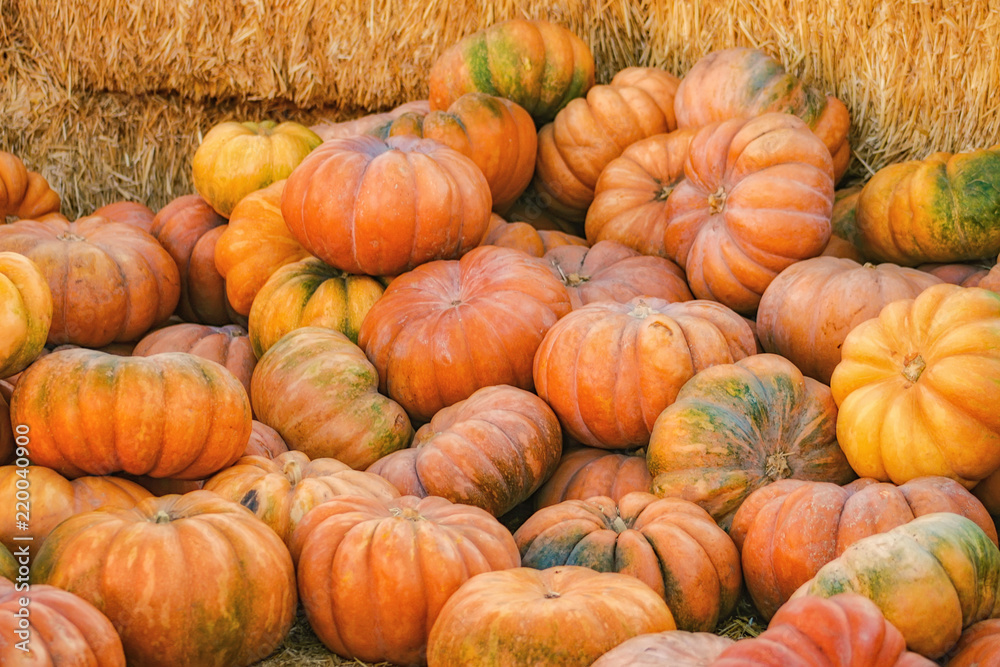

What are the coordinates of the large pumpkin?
(514, 492, 741, 632)
(730, 476, 997, 620)
(794, 512, 1000, 659)
(213, 179, 311, 316)
(0, 151, 61, 221)
(533, 67, 681, 223)
(291, 494, 520, 665)
(0, 217, 180, 347)
(427, 19, 595, 125)
(756, 257, 942, 384)
(366, 384, 562, 517)
(11, 348, 252, 479)
(281, 134, 492, 276)
(673, 47, 851, 181)
(202, 450, 399, 543)
(371, 92, 537, 212)
(358, 245, 571, 422)
(533, 446, 652, 508)
(533, 296, 756, 450)
(426, 566, 676, 667)
(192, 120, 322, 218)
(30, 491, 297, 667)
(831, 284, 1000, 487)
(647, 353, 856, 529)
(248, 257, 386, 356)
(585, 128, 697, 257)
(661, 112, 835, 314)
(251, 327, 412, 469)
(0, 251, 52, 379)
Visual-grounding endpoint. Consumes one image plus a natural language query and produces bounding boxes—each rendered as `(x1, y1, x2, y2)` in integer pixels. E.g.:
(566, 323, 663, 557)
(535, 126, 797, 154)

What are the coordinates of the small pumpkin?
(0, 151, 61, 221)
(533, 446, 652, 508)
(0, 251, 52, 378)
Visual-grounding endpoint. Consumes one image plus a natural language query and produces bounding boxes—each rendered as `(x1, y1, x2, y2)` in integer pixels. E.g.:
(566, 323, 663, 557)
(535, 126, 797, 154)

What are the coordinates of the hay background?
(4, 0, 1000, 218)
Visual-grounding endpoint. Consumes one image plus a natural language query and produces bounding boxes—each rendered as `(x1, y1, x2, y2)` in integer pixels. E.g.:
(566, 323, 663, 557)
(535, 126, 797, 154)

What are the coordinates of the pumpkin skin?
(756, 257, 942, 385)
(591, 631, 734, 667)
(133, 322, 255, 400)
(150, 194, 231, 324)
(312, 100, 432, 142)
(648, 353, 855, 529)
(11, 348, 252, 479)
(244, 420, 288, 459)
(0, 395, 10, 466)
(89, 201, 157, 234)
(0, 251, 52, 379)
(0, 217, 180, 347)
(674, 47, 852, 182)
(533, 446, 652, 508)
(358, 245, 571, 422)
(427, 19, 595, 125)
(855, 145, 1000, 265)
(711, 593, 937, 667)
(585, 128, 697, 257)
(192, 120, 322, 218)
(533, 296, 757, 450)
(30, 491, 297, 667)
(533, 67, 681, 223)
(0, 545, 13, 581)
(514, 492, 741, 631)
(919, 261, 994, 287)
(0, 578, 127, 666)
(367, 384, 562, 517)
(544, 239, 692, 309)
(946, 619, 1000, 667)
(730, 476, 997, 621)
(0, 465, 152, 554)
(248, 257, 386, 357)
(281, 134, 492, 276)
(213, 180, 311, 316)
(0, 151, 61, 221)
(662, 112, 835, 314)
(251, 327, 413, 469)
(371, 93, 537, 212)
(830, 284, 1000, 487)
(426, 565, 676, 667)
(480, 214, 588, 257)
(291, 494, 521, 665)
(827, 185, 865, 258)
(202, 450, 399, 544)
(793, 512, 1000, 659)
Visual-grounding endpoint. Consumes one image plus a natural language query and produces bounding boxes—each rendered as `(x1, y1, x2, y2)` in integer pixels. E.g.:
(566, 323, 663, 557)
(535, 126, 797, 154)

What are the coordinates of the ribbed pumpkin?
(0, 251, 52, 379)
(133, 322, 255, 400)
(794, 512, 1000, 659)
(367, 384, 562, 517)
(0, 217, 180, 347)
(282, 134, 492, 276)
(674, 47, 852, 181)
(585, 128, 696, 257)
(533, 67, 681, 223)
(11, 348, 252, 479)
(251, 327, 412, 469)
(370, 93, 537, 212)
(946, 619, 1000, 667)
(358, 245, 571, 422)
(756, 257, 942, 384)
(291, 494, 521, 665)
(533, 296, 756, 450)
(831, 284, 1000, 487)
(426, 566, 676, 667)
(149, 193, 231, 324)
(203, 450, 399, 544)
(245, 420, 288, 459)
(0, 151, 61, 221)
(854, 144, 1000, 265)
(480, 213, 589, 257)
(533, 446, 652, 508)
(427, 19, 595, 125)
(192, 120, 322, 218)
(544, 239, 692, 309)
(730, 476, 997, 621)
(248, 257, 386, 357)
(0, 465, 151, 554)
(90, 200, 156, 234)
(514, 492, 741, 631)
(30, 491, 297, 667)
(648, 353, 856, 529)
(591, 632, 734, 667)
(213, 180, 311, 316)
(0, 578, 127, 665)
(661, 112, 835, 314)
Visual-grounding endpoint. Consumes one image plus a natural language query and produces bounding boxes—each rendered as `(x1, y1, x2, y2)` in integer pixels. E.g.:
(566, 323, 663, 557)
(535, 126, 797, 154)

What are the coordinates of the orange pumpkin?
(591, 631, 734, 667)
(534, 446, 652, 508)
(480, 214, 589, 257)
(0, 252, 52, 379)
(244, 420, 288, 459)
(0, 151, 61, 221)
(90, 200, 156, 234)
(312, 100, 431, 142)
(946, 619, 1000, 667)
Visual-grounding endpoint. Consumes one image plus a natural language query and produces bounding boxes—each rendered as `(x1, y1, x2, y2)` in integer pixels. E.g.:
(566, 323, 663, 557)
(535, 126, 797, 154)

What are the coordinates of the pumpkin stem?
(764, 451, 792, 481)
(630, 300, 654, 319)
(610, 516, 628, 533)
(283, 459, 303, 486)
(57, 232, 86, 242)
(655, 181, 674, 202)
(565, 272, 587, 287)
(902, 354, 927, 384)
(544, 591, 561, 599)
(152, 510, 172, 524)
(391, 507, 423, 522)
(707, 186, 727, 214)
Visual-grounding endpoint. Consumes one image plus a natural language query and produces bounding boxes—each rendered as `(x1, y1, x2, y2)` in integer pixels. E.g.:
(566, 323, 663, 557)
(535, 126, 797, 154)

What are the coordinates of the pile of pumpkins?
(2, 16, 1000, 667)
